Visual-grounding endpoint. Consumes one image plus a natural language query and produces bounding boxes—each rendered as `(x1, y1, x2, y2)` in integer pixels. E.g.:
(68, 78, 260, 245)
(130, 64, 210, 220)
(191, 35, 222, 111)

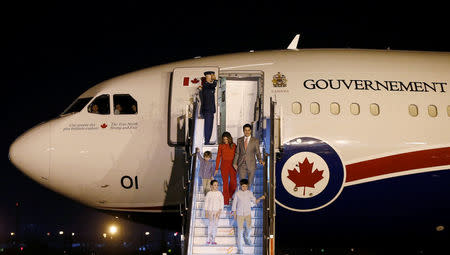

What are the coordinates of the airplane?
(9, 35, 450, 253)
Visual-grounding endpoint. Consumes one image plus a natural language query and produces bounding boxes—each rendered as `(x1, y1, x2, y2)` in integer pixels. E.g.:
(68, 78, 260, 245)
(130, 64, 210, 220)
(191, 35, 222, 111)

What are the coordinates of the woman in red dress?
(215, 132, 237, 205)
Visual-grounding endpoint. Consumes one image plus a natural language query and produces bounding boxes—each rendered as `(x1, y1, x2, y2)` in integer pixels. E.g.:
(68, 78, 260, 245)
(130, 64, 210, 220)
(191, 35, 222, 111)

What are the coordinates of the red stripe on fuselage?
(345, 147, 450, 183)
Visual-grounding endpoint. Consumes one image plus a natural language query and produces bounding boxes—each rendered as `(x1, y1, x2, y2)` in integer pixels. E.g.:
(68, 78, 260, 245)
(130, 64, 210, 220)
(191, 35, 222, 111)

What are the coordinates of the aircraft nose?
(9, 122, 51, 181)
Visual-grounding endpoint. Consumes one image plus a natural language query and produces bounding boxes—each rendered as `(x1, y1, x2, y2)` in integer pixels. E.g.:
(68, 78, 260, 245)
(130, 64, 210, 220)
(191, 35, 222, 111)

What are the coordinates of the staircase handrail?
(182, 96, 199, 255)
(263, 98, 276, 255)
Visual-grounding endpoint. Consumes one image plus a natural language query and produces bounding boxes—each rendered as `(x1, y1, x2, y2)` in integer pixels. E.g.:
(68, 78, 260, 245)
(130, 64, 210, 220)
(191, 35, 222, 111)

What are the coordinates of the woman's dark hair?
(221, 132, 234, 149)
(210, 179, 218, 186)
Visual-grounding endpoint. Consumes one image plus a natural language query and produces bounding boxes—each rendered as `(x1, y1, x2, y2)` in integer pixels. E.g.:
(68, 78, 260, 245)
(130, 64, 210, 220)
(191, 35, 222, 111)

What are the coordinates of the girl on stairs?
(204, 180, 224, 245)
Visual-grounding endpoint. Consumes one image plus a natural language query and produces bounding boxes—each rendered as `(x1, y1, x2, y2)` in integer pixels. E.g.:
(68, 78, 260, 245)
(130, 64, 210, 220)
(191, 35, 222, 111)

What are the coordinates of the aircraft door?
(225, 80, 258, 139)
(169, 67, 219, 146)
(218, 77, 227, 137)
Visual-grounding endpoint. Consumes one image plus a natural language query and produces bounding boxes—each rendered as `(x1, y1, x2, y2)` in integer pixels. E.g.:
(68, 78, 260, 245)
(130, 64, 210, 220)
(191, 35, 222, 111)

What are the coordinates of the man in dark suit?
(200, 71, 217, 145)
(233, 124, 264, 189)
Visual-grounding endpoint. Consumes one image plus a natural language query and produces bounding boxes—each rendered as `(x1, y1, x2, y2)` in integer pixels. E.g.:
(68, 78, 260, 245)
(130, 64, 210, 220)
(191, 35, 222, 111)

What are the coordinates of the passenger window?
(88, 94, 110, 114)
(310, 102, 320, 115)
(330, 102, 340, 115)
(408, 104, 419, 117)
(370, 103, 380, 116)
(350, 103, 360, 115)
(292, 102, 302, 114)
(428, 105, 438, 117)
(113, 94, 138, 115)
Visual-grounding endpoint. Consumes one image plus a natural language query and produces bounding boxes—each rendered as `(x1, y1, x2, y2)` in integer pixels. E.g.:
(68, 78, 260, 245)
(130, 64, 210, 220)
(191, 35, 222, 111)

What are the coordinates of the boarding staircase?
(179, 97, 277, 255)
(188, 145, 264, 254)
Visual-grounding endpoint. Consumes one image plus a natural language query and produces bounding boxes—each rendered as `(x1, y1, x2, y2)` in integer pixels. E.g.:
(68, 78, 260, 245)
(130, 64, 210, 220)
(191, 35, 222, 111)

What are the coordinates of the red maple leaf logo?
(191, 78, 199, 84)
(287, 157, 324, 196)
(101, 123, 107, 129)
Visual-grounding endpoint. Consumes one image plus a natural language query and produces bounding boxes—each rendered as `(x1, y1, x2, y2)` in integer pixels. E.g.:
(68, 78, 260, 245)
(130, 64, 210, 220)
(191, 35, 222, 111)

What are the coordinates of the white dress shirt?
(232, 189, 256, 216)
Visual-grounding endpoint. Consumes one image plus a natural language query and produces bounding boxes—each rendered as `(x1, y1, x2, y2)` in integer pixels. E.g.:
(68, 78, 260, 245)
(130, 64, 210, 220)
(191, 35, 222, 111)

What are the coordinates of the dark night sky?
(2, 0, 449, 244)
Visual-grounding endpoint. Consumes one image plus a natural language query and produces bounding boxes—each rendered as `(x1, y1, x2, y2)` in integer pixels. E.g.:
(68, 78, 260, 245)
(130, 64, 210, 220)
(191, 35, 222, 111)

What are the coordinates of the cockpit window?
(113, 94, 138, 114)
(61, 97, 93, 115)
(88, 94, 110, 114)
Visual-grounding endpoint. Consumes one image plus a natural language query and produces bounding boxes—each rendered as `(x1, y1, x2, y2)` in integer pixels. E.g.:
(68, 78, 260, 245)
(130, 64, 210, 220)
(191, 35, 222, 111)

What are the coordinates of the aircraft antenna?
(287, 34, 301, 50)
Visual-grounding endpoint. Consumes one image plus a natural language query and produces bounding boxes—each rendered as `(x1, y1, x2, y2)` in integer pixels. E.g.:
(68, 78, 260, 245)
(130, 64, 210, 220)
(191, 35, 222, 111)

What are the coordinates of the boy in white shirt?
(204, 180, 224, 245)
(231, 179, 265, 254)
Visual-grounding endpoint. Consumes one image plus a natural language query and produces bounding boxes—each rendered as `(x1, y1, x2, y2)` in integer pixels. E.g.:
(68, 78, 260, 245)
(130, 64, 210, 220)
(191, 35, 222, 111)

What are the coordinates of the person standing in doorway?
(233, 124, 264, 189)
(215, 132, 237, 205)
(200, 71, 217, 145)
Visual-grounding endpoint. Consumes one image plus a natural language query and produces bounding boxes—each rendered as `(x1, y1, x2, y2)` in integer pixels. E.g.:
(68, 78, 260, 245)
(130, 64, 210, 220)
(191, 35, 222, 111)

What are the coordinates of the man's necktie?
(244, 137, 248, 150)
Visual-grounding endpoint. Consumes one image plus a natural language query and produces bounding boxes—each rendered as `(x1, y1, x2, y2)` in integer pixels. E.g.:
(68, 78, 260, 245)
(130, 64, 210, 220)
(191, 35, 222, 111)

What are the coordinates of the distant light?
(194, 56, 201, 59)
(168, 249, 172, 253)
(249, 50, 255, 53)
(115, 216, 119, 219)
(436, 225, 445, 231)
(109, 225, 118, 235)
(20, 247, 23, 251)
(145, 232, 150, 236)
(10, 232, 15, 236)
(174, 232, 178, 236)
(72, 233, 75, 236)
(47, 232, 51, 236)
(59, 231, 64, 235)
(103, 233, 107, 238)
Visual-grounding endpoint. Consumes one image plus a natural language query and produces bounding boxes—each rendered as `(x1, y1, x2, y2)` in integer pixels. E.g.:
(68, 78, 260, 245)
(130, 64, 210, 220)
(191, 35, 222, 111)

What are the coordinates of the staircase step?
(194, 218, 262, 227)
(192, 245, 262, 254)
(197, 185, 264, 193)
(193, 227, 263, 236)
(202, 178, 265, 185)
(196, 202, 262, 210)
(193, 236, 263, 246)
(195, 193, 264, 202)
(194, 209, 262, 218)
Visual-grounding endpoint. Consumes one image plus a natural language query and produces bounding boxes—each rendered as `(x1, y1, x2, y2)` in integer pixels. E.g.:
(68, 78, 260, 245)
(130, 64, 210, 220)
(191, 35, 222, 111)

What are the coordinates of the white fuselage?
(9, 49, 450, 213)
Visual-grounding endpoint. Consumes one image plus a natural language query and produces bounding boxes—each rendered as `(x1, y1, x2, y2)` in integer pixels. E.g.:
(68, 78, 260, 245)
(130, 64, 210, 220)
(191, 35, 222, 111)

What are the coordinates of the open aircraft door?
(168, 67, 219, 146)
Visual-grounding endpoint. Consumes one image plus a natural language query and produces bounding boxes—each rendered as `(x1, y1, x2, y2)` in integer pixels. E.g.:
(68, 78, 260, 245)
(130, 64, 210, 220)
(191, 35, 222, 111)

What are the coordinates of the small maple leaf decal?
(287, 157, 324, 196)
(191, 78, 199, 84)
(101, 123, 107, 129)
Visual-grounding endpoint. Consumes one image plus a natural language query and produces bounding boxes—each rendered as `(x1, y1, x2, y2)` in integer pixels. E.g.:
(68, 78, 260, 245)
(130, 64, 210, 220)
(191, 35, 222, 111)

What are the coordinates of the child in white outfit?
(204, 179, 224, 245)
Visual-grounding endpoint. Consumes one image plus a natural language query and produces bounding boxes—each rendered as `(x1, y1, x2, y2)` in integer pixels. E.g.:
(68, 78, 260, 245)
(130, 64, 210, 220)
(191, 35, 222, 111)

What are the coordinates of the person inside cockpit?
(114, 104, 123, 115)
(91, 104, 99, 114)
(131, 104, 137, 114)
